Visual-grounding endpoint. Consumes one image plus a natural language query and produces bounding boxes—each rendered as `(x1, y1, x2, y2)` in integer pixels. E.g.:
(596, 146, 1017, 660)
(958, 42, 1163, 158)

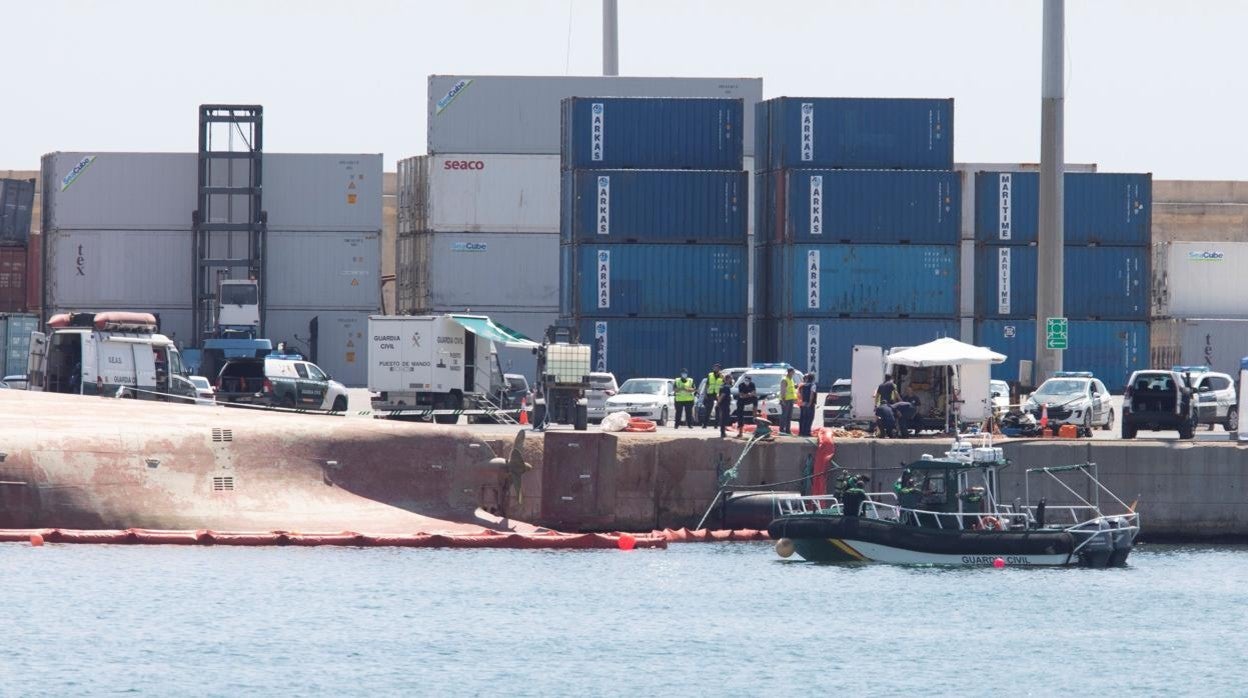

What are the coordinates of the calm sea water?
(1, 542, 1244, 696)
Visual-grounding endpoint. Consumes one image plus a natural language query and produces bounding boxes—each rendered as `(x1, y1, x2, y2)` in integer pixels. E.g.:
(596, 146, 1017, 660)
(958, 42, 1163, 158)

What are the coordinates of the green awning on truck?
(449, 315, 540, 349)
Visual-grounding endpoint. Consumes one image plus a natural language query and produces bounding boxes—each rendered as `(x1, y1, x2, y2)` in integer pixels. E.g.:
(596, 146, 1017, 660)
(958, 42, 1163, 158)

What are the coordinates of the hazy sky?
(7, 0, 1247, 179)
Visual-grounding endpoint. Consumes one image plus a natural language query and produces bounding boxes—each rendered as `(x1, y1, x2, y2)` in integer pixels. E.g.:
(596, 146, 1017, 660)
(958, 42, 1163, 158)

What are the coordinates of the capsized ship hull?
(0, 390, 531, 534)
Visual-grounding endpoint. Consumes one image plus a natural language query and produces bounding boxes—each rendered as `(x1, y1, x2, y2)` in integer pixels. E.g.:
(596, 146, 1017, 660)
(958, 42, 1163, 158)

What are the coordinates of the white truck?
(26, 311, 199, 402)
(850, 343, 993, 433)
(367, 314, 538, 423)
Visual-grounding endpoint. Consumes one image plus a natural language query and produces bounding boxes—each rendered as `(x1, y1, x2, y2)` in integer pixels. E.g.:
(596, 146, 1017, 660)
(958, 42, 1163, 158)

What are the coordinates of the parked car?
(604, 377, 675, 426)
(586, 372, 618, 424)
(0, 374, 27, 390)
(990, 379, 1011, 415)
(1180, 366, 1239, 431)
(216, 355, 350, 412)
(502, 373, 532, 409)
(822, 378, 853, 427)
(188, 375, 217, 406)
(1023, 372, 1114, 431)
(731, 365, 801, 423)
(1122, 369, 1197, 439)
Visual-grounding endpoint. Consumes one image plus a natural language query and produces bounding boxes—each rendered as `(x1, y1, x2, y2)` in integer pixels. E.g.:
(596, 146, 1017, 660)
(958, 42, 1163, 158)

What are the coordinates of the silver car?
(586, 372, 618, 424)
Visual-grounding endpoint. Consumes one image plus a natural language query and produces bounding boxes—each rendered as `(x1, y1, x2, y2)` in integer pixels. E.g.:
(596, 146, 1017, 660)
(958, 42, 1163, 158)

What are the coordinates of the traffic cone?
(518, 397, 529, 426)
(1040, 403, 1049, 433)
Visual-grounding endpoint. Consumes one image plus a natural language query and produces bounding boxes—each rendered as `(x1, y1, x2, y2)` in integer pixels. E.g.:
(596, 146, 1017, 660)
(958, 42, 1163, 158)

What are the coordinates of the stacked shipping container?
(971, 171, 1152, 390)
(401, 76, 764, 379)
(38, 152, 382, 385)
(1149, 241, 1248, 377)
(753, 97, 960, 384)
(560, 97, 749, 381)
(0, 178, 35, 312)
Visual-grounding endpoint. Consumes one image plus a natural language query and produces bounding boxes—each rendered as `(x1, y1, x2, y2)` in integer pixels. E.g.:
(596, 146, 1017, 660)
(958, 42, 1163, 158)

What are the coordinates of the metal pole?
(602, 0, 619, 76)
(1036, 0, 1065, 384)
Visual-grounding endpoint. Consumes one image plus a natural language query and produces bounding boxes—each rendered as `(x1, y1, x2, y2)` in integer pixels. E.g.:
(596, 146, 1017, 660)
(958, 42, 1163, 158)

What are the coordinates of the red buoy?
(993, 557, 1005, 568)
(29, 533, 44, 547)
(617, 533, 636, 551)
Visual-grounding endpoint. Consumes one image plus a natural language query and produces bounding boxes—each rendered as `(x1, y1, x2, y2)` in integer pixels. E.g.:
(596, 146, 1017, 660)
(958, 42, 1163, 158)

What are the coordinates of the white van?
(27, 312, 198, 402)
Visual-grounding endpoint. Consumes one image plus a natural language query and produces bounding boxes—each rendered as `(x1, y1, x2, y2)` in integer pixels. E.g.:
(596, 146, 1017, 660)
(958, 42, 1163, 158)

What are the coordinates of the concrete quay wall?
(486, 432, 1248, 540)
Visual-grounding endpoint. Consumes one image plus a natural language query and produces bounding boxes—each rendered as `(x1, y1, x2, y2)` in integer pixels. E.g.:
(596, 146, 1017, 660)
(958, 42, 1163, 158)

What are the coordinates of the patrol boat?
(767, 437, 1139, 567)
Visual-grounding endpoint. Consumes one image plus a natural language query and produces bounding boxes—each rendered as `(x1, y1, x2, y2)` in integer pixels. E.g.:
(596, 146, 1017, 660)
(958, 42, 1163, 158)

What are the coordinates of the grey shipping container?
(45, 229, 193, 309)
(398, 231, 558, 313)
(1149, 318, 1248, 379)
(41, 152, 382, 232)
(1, 179, 36, 246)
(0, 313, 40, 377)
(265, 231, 381, 310)
(265, 309, 370, 387)
(427, 75, 763, 156)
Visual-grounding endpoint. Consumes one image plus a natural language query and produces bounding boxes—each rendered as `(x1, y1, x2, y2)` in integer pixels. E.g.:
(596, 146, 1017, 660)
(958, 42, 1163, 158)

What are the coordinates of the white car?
(1184, 367, 1239, 431)
(604, 378, 676, 426)
(188, 375, 217, 406)
(587, 372, 619, 424)
(990, 379, 1011, 415)
(1023, 372, 1114, 431)
(0, 374, 27, 390)
(731, 367, 802, 423)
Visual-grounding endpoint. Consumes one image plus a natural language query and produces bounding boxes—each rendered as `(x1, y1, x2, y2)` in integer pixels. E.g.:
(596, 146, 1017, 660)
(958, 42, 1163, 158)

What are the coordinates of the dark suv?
(1122, 369, 1197, 439)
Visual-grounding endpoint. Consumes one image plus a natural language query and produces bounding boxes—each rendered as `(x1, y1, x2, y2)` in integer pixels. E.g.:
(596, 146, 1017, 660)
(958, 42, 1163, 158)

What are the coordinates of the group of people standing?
(673, 365, 820, 438)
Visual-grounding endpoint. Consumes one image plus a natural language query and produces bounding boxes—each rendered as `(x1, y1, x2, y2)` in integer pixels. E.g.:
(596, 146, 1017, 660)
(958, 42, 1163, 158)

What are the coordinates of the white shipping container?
(399, 154, 560, 233)
(41, 152, 381, 232)
(398, 231, 558, 313)
(1154, 242, 1248, 318)
(266, 309, 370, 387)
(45, 229, 192, 309)
(42, 153, 197, 231)
(427, 75, 763, 156)
(266, 231, 381, 310)
(1151, 318, 1248, 378)
(263, 154, 382, 232)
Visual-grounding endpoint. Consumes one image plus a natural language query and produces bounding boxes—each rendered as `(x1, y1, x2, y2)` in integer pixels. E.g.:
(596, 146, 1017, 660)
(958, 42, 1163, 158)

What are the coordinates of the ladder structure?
(192, 105, 266, 347)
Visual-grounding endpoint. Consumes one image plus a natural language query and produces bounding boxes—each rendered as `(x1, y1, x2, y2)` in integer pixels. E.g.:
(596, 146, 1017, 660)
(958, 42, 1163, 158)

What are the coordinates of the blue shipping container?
(580, 317, 747, 382)
(763, 244, 958, 318)
(0, 313, 39, 377)
(561, 97, 743, 171)
(756, 169, 960, 244)
(975, 245, 1148, 320)
(755, 97, 954, 171)
(975, 319, 1147, 393)
(974, 172, 1152, 245)
(0, 179, 36, 247)
(561, 169, 748, 244)
(763, 317, 960, 389)
(561, 243, 747, 318)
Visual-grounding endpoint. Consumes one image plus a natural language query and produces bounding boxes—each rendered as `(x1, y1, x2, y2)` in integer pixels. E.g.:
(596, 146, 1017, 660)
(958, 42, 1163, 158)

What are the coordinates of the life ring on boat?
(977, 516, 1003, 531)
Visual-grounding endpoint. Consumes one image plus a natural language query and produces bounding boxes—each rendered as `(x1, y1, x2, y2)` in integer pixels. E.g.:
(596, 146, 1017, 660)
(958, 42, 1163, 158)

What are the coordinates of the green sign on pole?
(1046, 317, 1068, 350)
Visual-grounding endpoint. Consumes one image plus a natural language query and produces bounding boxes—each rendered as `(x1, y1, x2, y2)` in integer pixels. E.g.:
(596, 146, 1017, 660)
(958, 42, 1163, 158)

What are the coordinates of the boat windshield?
(1033, 379, 1088, 400)
(619, 379, 667, 396)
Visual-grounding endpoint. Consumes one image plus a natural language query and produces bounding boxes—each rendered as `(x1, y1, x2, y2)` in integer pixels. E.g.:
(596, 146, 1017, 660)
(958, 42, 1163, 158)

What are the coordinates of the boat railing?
(1021, 503, 1126, 527)
(775, 495, 841, 516)
(857, 498, 1031, 531)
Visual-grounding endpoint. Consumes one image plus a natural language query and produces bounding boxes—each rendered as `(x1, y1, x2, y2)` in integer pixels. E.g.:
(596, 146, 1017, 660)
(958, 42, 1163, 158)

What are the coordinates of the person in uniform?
(674, 369, 696, 429)
(734, 374, 757, 437)
(716, 377, 734, 437)
(797, 372, 818, 436)
(779, 367, 798, 434)
(701, 364, 724, 429)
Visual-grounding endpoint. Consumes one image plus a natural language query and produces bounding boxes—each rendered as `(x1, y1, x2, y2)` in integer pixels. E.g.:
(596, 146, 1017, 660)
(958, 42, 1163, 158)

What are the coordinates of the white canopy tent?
(887, 337, 1006, 368)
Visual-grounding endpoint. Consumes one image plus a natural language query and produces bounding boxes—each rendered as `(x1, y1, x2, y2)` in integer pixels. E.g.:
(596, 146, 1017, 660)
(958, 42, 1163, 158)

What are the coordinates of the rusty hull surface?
(0, 391, 534, 534)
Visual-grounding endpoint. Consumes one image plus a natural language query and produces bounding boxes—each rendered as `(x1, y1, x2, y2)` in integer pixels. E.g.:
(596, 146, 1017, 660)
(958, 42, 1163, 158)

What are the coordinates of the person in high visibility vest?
(674, 368, 696, 429)
(701, 363, 724, 429)
(779, 367, 798, 434)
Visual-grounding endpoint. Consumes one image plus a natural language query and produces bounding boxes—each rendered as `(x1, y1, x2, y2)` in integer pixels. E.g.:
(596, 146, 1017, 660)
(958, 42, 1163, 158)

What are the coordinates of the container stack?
(971, 172, 1152, 390)
(560, 97, 749, 380)
(1150, 240, 1248, 378)
(38, 153, 381, 385)
(753, 97, 960, 384)
(0, 178, 35, 313)
(400, 75, 764, 380)
(395, 152, 562, 381)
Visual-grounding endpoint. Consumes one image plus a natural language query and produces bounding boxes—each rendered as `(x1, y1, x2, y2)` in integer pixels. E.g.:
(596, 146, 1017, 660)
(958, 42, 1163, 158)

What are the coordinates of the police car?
(1023, 371, 1114, 431)
(1178, 366, 1239, 431)
(731, 363, 802, 423)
